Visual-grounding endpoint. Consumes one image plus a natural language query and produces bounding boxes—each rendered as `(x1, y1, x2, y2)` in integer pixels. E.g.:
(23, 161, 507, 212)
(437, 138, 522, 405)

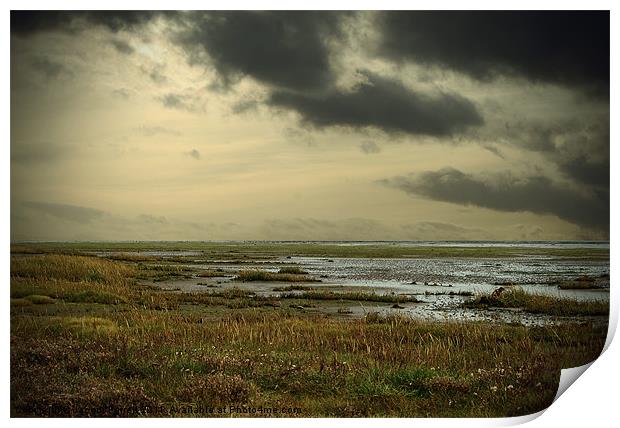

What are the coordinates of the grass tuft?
(465, 288, 608, 316)
(236, 270, 319, 282)
(25, 295, 57, 305)
(281, 290, 418, 304)
(278, 266, 308, 275)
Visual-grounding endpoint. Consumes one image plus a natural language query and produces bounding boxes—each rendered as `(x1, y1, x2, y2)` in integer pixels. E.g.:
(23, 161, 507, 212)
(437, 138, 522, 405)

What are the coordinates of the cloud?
(111, 88, 130, 99)
(511, 224, 545, 241)
(110, 38, 134, 55)
(157, 93, 203, 112)
(359, 140, 381, 154)
(480, 144, 504, 159)
(260, 217, 393, 240)
(140, 64, 167, 84)
(22, 201, 104, 224)
(400, 221, 492, 240)
(556, 154, 609, 189)
(490, 119, 609, 189)
(381, 168, 609, 231)
(11, 140, 70, 164)
(137, 214, 169, 225)
(268, 73, 483, 137)
(30, 56, 71, 79)
(11, 10, 163, 36)
(185, 149, 201, 159)
(135, 126, 182, 137)
(175, 11, 345, 92)
(13, 201, 241, 241)
(378, 11, 609, 97)
(231, 100, 259, 114)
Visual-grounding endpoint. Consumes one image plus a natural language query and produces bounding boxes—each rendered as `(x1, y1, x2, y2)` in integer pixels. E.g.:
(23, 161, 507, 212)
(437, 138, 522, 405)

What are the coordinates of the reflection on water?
(110, 241, 609, 326)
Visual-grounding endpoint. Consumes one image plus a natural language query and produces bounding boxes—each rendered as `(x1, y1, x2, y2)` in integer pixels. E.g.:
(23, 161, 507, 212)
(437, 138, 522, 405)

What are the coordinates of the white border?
(3, 1, 617, 427)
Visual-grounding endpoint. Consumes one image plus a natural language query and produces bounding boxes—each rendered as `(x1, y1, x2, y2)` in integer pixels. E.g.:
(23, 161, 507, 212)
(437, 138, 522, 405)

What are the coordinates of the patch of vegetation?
(66, 290, 128, 305)
(281, 290, 418, 304)
(555, 275, 608, 290)
(272, 285, 315, 292)
(423, 290, 474, 297)
(197, 269, 228, 278)
(278, 266, 308, 275)
(24, 295, 57, 305)
(11, 298, 33, 307)
(11, 254, 135, 285)
(464, 288, 608, 316)
(236, 270, 319, 283)
(105, 253, 158, 262)
(135, 264, 196, 282)
(557, 281, 606, 290)
(59, 316, 119, 336)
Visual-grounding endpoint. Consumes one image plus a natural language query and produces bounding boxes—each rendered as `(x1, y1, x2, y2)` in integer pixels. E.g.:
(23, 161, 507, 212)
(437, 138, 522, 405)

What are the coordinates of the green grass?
(465, 288, 609, 316)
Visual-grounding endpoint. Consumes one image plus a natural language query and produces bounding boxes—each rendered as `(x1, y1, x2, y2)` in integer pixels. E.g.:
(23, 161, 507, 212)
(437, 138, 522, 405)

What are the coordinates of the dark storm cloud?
(176, 11, 345, 92)
(378, 11, 609, 96)
(30, 56, 71, 79)
(551, 126, 609, 190)
(110, 38, 134, 55)
(22, 201, 104, 224)
(268, 73, 483, 137)
(11, 10, 163, 36)
(494, 119, 609, 189)
(556, 155, 609, 189)
(381, 168, 609, 230)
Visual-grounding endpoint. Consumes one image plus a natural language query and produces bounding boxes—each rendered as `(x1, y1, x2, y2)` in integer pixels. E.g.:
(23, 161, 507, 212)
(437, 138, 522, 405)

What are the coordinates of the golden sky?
(10, 11, 610, 241)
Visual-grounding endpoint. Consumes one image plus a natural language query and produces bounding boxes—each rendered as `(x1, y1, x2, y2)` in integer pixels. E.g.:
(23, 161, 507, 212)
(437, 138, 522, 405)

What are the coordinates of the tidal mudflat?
(10, 241, 609, 417)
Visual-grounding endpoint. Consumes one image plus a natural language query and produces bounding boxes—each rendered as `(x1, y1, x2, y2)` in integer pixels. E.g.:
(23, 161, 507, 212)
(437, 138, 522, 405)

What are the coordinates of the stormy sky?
(10, 10, 609, 241)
